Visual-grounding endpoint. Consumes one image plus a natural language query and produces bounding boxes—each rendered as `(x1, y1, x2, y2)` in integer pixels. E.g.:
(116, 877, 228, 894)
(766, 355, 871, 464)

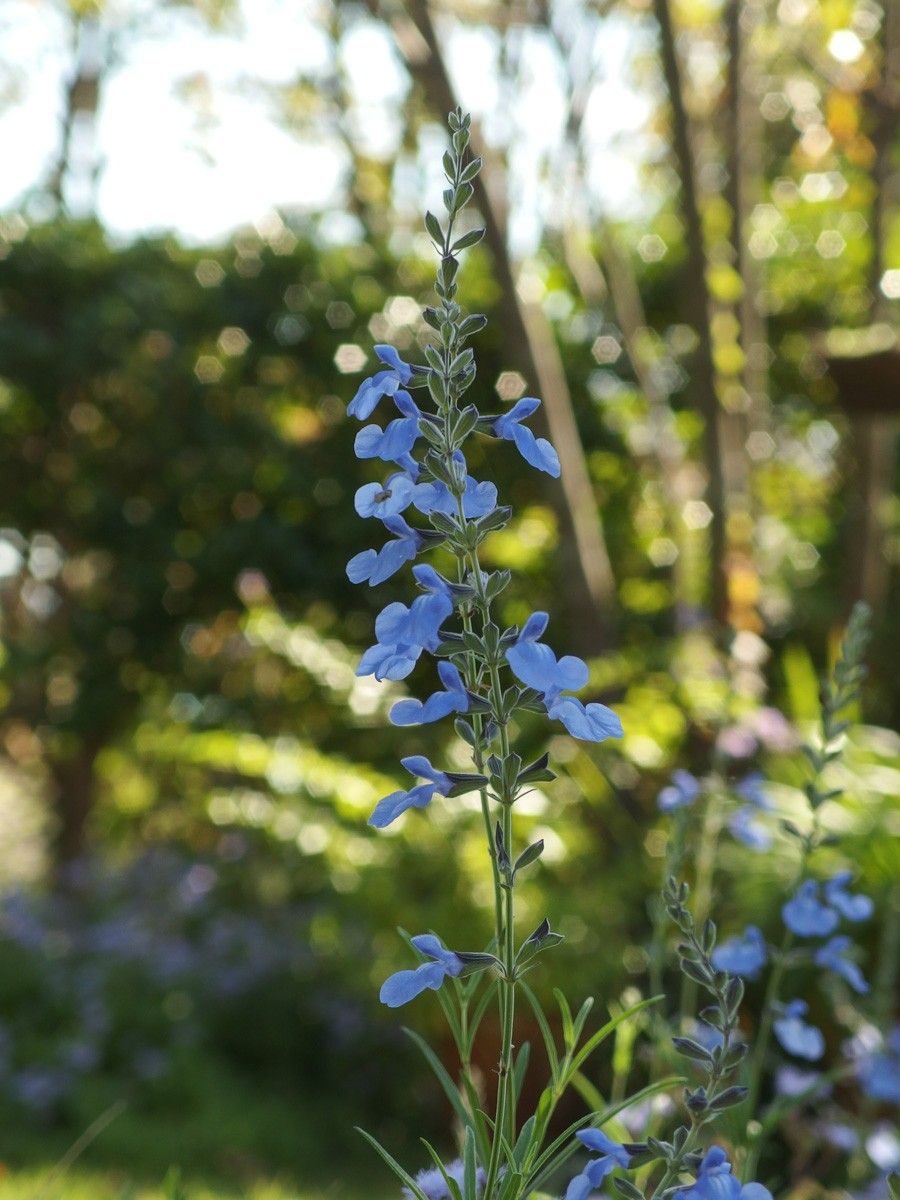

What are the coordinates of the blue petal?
(773, 1015, 825, 1061)
(379, 960, 447, 1007)
(410, 934, 463, 975)
(510, 421, 561, 477)
(507, 641, 563, 692)
(348, 370, 396, 420)
(547, 695, 623, 742)
(355, 418, 420, 463)
(564, 1173, 596, 1200)
(520, 611, 550, 641)
(374, 344, 412, 381)
(782, 882, 839, 937)
(368, 782, 434, 828)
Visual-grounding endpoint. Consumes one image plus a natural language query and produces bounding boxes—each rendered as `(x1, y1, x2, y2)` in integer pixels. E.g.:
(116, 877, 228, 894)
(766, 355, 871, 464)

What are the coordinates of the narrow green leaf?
(404, 1028, 471, 1133)
(356, 1128, 430, 1200)
(520, 982, 559, 1078)
(554, 988, 575, 1051)
(420, 1141, 463, 1200)
(567, 994, 663, 1078)
(463, 1127, 477, 1200)
(513, 1040, 531, 1104)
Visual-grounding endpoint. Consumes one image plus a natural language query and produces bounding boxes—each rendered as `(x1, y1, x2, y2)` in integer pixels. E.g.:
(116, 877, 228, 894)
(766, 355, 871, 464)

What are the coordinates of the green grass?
(0, 1062, 400, 1200)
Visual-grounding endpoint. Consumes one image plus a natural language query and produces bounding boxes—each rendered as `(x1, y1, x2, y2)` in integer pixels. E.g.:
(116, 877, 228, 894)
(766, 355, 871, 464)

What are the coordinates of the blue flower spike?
(379, 934, 463, 1008)
(348, 345, 413, 421)
(773, 1000, 825, 1061)
(493, 398, 560, 476)
(674, 1148, 773, 1200)
(564, 1129, 631, 1200)
(782, 880, 839, 937)
(711, 925, 767, 980)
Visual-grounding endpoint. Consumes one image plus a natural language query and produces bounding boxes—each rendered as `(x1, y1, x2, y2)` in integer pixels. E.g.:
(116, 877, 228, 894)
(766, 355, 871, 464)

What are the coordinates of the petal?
(520, 611, 550, 642)
(368, 783, 433, 828)
(507, 641, 558, 691)
(510, 422, 560, 476)
(346, 549, 376, 584)
(555, 654, 590, 692)
(437, 661, 465, 693)
(375, 344, 412, 381)
(379, 960, 447, 1007)
(564, 1173, 596, 1200)
(410, 934, 463, 974)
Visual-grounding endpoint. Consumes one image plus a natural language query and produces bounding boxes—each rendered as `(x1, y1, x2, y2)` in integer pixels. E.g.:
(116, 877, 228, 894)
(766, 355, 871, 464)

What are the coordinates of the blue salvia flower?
(348, 345, 414, 420)
(782, 880, 839, 937)
(824, 871, 874, 922)
(412, 469, 497, 519)
(506, 613, 622, 743)
(657, 769, 700, 813)
(564, 1129, 631, 1200)
(354, 473, 416, 520)
(773, 1000, 825, 1061)
(492, 398, 560, 476)
(380, 934, 463, 1008)
(346, 515, 423, 587)
(673, 1148, 772, 1200)
(711, 925, 767, 979)
(728, 806, 772, 851)
(390, 662, 469, 727)
(814, 935, 869, 994)
(356, 566, 454, 680)
(354, 415, 421, 472)
(368, 756, 453, 829)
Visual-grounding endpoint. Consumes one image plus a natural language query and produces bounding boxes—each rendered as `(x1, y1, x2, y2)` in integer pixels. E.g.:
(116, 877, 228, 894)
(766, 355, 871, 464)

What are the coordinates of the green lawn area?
(0, 1168, 318, 1199)
(0, 1064, 399, 1200)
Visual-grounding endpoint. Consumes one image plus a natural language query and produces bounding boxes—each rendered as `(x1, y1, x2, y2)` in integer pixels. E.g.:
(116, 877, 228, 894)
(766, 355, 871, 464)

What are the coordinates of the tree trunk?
(652, 0, 731, 625)
(50, 740, 101, 868)
(374, 0, 618, 653)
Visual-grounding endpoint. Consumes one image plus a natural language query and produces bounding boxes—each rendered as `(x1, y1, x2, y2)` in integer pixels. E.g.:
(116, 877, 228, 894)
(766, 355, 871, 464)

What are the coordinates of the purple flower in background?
(815, 936, 869, 994)
(380, 934, 463, 1008)
(403, 1159, 485, 1200)
(390, 662, 469, 726)
(749, 706, 798, 752)
(774, 1000, 825, 1061)
(782, 881, 839, 937)
(346, 515, 423, 587)
(368, 757, 453, 829)
(711, 926, 767, 979)
(354, 473, 416, 521)
(657, 770, 700, 813)
(348, 345, 413, 420)
(715, 725, 757, 759)
(673, 1148, 773, 1200)
(564, 1129, 631, 1200)
(493, 398, 560, 477)
(824, 872, 874, 923)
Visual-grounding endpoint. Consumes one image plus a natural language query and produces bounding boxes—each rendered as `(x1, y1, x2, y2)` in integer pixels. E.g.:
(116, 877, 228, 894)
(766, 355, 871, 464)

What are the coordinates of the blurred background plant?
(0, 0, 897, 1195)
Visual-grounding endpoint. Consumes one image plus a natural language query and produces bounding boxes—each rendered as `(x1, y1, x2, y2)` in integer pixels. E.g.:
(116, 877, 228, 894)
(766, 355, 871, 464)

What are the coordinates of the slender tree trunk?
(50, 739, 102, 868)
(46, 15, 104, 213)
(845, 0, 899, 614)
(652, 0, 730, 625)
(376, 0, 618, 653)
